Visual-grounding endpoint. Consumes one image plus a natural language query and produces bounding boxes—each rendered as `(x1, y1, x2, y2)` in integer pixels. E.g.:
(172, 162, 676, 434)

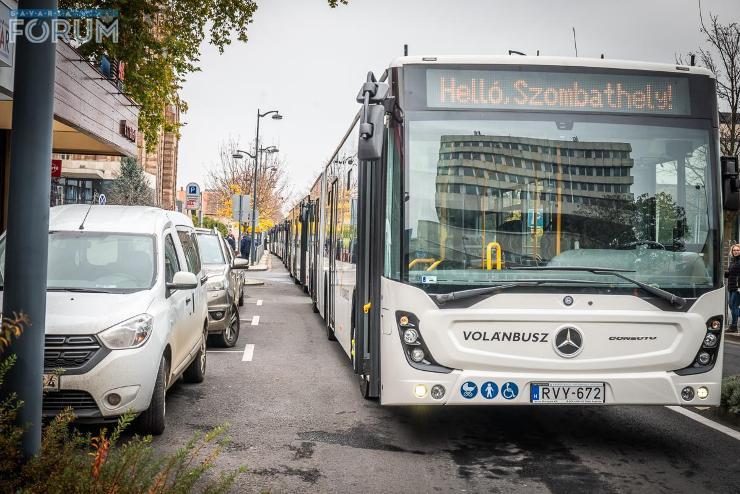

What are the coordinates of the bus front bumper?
(379, 369, 722, 406)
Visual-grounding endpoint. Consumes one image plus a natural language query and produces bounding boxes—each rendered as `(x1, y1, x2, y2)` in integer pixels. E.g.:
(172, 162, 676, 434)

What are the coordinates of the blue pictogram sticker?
(531, 384, 540, 401)
(501, 382, 519, 400)
(481, 381, 499, 400)
(460, 381, 478, 399)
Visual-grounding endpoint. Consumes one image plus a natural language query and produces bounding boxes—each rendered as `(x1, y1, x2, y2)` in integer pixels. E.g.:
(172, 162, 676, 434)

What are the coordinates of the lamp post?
(250, 109, 282, 263)
(233, 142, 280, 260)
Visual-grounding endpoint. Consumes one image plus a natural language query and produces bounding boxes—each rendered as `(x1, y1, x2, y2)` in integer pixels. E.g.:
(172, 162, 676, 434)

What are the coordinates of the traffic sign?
(185, 182, 201, 210)
(231, 194, 251, 222)
(98, 194, 106, 205)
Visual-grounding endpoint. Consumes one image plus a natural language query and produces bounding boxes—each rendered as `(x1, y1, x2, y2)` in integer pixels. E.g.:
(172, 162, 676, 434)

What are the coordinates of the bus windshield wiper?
(510, 266, 687, 308)
(429, 278, 615, 305)
(431, 283, 531, 305)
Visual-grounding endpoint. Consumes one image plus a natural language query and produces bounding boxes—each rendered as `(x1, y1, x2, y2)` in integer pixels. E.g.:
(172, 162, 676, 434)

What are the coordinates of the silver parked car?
(195, 228, 248, 347)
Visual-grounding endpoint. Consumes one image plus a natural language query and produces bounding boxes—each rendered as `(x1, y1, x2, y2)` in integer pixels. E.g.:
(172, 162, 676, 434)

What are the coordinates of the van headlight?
(99, 314, 153, 349)
(206, 275, 227, 292)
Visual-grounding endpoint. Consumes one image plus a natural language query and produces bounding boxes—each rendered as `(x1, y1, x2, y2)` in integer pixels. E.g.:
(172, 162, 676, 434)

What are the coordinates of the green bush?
(191, 215, 230, 238)
(0, 315, 243, 493)
(721, 375, 740, 414)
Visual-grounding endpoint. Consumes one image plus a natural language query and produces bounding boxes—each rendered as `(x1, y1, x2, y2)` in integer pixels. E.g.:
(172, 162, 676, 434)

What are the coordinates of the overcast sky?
(177, 0, 740, 205)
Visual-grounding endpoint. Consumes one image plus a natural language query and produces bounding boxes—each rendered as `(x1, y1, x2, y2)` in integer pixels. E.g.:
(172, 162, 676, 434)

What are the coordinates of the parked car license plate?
(530, 382, 604, 404)
(42, 373, 60, 392)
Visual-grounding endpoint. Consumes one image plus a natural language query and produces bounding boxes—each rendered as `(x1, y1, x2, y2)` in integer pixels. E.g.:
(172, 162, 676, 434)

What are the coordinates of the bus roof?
(389, 55, 715, 78)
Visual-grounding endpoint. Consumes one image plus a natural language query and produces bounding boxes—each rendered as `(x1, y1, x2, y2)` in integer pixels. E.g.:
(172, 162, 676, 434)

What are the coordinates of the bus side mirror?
(356, 73, 388, 162)
(358, 104, 385, 161)
(722, 156, 740, 211)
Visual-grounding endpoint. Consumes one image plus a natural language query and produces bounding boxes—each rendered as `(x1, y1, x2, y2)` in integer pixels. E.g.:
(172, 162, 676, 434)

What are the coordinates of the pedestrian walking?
(226, 232, 236, 252)
(726, 243, 740, 333)
(240, 234, 251, 260)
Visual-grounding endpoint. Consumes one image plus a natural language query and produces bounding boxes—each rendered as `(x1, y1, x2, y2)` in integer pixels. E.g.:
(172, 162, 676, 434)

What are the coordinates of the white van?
(0, 205, 209, 435)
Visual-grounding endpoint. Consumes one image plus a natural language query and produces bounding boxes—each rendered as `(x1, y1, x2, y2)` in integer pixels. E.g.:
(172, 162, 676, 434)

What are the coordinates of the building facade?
(0, 32, 140, 228)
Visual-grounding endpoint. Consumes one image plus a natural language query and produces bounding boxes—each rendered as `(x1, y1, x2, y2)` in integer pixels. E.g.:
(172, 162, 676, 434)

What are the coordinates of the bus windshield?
(405, 114, 717, 295)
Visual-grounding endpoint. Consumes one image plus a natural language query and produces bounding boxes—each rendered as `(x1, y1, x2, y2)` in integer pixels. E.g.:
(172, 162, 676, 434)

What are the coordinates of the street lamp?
(248, 109, 283, 263)
(232, 142, 280, 259)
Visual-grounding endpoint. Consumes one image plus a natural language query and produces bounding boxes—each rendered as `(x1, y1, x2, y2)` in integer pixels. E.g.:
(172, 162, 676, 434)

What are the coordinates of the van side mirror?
(167, 271, 198, 290)
(722, 156, 740, 211)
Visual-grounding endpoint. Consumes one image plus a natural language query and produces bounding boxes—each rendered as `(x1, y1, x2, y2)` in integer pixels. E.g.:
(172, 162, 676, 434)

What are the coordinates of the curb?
(726, 332, 740, 344)
(244, 278, 265, 286)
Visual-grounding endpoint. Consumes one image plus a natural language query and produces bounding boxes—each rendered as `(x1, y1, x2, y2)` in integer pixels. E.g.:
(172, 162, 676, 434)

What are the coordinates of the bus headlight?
(414, 384, 427, 398)
(431, 385, 446, 400)
(395, 311, 451, 373)
(403, 328, 419, 345)
(410, 348, 425, 363)
(703, 333, 718, 348)
(697, 387, 709, 399)
(674, 316, 723, 376)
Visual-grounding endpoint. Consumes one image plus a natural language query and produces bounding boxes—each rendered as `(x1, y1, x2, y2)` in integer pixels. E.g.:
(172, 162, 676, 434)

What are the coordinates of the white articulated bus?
(273, 55, 740, 406)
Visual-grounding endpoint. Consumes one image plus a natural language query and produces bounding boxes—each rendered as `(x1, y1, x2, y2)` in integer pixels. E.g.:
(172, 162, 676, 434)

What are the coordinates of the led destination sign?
(426, 69, 691, 115)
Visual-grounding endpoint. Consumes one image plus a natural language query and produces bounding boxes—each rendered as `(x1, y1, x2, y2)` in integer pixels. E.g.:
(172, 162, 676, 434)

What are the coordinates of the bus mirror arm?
(721, 156, 740, 211)
(357, 72, 389, 161)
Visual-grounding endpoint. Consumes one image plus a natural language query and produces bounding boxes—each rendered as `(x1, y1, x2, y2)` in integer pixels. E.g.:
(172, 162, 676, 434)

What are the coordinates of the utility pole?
(251, 109, 261, 264)
(3, 0, 58, 458)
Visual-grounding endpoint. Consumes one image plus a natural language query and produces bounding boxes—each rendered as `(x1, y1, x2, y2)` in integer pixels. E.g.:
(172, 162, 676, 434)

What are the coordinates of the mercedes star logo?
(553, 326, 584, 358)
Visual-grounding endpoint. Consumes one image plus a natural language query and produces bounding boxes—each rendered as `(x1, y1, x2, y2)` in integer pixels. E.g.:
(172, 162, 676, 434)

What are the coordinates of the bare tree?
(205, 137, 291, 225)
(679, 1, 740, 156)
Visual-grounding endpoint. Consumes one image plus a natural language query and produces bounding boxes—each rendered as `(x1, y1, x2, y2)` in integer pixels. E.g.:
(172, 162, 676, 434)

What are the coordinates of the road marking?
(251, 315, 260, 326)
(257, 299, 263, 306)
(241, 344, 255, 361)
(208, 350, 243, 353)
(666, 406, 740, 441)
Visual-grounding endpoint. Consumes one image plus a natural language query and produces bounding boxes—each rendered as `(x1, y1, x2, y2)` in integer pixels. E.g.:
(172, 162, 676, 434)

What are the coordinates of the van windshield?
(0, 232, 156, 292)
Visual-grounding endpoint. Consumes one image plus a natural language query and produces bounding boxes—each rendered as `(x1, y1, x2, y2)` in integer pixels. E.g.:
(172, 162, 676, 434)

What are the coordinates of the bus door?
(310, 199, 320, 302)
(300, 201, 309, 288)
(354, 145, 384, 398)
(328, 179, 339, 329)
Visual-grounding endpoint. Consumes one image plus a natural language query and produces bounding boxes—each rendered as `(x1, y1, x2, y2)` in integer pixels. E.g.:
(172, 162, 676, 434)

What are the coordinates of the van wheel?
(216, 309, 240, 348)
(137, 357, 168, 435)
(184, 329, 207, 383)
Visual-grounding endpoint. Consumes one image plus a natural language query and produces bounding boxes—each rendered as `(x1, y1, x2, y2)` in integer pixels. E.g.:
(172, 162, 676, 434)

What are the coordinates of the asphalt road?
(154, 255, 740, 493)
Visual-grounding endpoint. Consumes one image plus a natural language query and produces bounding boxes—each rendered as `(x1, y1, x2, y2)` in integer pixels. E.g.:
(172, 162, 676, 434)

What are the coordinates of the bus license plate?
(43, 373, 60, 392)
(530, 382, 604, 404)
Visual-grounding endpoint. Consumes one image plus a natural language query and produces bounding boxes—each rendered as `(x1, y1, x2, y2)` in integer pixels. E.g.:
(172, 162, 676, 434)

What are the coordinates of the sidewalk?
(243, 252, 270, 286)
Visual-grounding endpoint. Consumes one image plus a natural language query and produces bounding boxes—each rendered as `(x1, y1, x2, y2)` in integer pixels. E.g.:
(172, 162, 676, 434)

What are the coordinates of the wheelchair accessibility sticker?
(460, 381, 478, 399)
(501, 382, 519, 400)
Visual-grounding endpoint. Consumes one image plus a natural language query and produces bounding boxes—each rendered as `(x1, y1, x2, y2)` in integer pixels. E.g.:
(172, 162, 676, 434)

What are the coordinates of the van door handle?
(186, 297, 192, 304)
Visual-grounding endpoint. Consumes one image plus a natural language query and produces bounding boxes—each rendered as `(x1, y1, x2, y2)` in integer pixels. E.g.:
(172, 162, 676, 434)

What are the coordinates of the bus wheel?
(326, 323, 337, 341)
(358, 374, 372, 400)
